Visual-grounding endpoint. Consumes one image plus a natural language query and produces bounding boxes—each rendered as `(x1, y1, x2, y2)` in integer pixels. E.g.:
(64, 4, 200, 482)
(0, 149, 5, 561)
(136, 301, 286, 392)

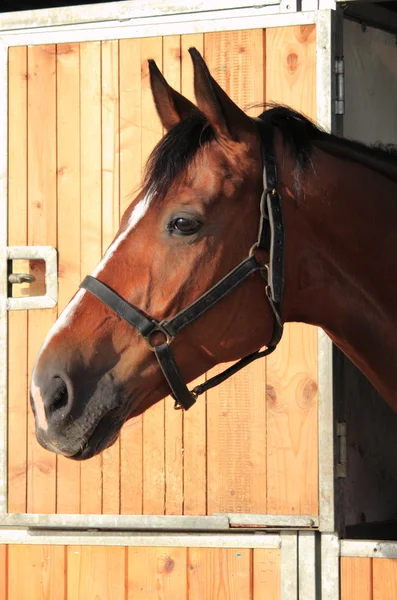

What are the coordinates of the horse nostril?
(49, 376, 69, 416)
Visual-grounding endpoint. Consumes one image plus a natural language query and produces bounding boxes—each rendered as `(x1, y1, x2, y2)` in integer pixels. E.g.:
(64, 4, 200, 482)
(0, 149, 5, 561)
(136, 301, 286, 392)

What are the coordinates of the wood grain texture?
(79, 41, 104, 515)
(265, 26, 318, 515)
(205, 29, 266, 117)
(266, 25, 316, 118)
(119, 38, 144, 516)
(140, 36, 166, 516)
(188, 547, 251, 599)
(8, 46, 28, 514)
(180, 33, 208, 517)
(27, 44, 57, 514)
(127, 547, 187, 600)
(67, 546, 126, 600)
(204, 30, 267, 514)
(56, 42, 81, 515)
(0, 546, 6, 600)
(373, 558, 397, 600)
(8, 545, 65, 600)
(101, 40, 121, 515)
(253, 549, 280, 599)
(341, 557, 372, 600)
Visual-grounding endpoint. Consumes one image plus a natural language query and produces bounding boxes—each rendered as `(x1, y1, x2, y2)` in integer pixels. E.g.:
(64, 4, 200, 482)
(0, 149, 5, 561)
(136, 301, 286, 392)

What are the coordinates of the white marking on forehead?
(31, 191, 153, 392)
(92, 192, 153, 277)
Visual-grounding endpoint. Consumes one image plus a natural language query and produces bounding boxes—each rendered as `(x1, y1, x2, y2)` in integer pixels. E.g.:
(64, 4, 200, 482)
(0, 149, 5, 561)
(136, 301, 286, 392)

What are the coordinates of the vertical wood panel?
(56, 42, 81, 514)
(341, 557, 372, 600)
(205, 29, 266, 117)
(188, 547, 251, 599)
(253, 549, 280, 599)
(119, 37, 144, 515)
(204, 30, 267, 514)
(265, 25, 318, 515)
(79, 41, 104, 515)
(180, 33, 208, 517)
(0, 546, 6, 600)
(266, 26, 316, 117)
(127, 547, 187, 600)
(373, 558, 397, 600)
(8, 46, 28, 514)
(162, 35, 184, 516)
(140, 36, 165, 516)
(8, 545, 65, 600)
(67, 546, 126, 599)
(27, 44, 57, 514)
(101, 40, 121, 514)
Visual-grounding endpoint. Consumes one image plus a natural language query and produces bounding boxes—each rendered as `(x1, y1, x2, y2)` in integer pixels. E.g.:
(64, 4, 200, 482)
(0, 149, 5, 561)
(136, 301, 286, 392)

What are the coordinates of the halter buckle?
(173, 388, 198, 410)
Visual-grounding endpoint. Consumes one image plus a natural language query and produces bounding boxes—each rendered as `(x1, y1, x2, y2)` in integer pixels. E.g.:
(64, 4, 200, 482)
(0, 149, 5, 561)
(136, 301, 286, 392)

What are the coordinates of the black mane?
(143, 106, 397, 201)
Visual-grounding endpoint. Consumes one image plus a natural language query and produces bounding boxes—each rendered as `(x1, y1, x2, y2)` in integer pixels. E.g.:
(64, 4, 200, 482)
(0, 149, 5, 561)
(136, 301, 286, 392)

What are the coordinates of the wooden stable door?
(7, 26, 318, 517)
(341, 557, 397, 600)
(0, 544, 281, 599)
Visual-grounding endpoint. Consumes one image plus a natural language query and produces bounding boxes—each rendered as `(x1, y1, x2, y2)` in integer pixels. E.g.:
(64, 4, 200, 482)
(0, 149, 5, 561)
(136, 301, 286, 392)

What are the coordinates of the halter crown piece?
(80, 121, 285, 410)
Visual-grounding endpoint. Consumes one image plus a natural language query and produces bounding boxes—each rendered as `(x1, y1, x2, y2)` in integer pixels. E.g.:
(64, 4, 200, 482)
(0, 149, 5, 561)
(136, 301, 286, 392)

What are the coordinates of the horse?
(30, 48, 397, 460)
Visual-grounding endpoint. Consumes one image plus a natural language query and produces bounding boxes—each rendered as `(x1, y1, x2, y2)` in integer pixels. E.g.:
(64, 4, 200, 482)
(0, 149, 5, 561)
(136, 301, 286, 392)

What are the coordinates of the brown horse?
(30, 49, 397, 460)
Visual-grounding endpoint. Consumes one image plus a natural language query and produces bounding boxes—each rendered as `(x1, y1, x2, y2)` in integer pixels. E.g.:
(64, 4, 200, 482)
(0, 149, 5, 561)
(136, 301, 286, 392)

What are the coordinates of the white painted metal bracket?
(6, 246, 58, 310)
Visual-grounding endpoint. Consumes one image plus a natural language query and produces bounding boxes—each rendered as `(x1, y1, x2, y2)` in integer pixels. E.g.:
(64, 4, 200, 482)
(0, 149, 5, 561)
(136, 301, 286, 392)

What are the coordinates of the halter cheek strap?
(80, 122, 285, 410)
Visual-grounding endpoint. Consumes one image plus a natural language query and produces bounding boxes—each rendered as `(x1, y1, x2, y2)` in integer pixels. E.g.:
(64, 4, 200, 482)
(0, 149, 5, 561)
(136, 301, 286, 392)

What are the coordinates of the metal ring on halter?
(144, 324, 174, 351)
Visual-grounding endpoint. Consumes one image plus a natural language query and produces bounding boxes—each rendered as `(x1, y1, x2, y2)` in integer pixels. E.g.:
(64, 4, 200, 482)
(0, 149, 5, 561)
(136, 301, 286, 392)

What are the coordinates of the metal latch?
(8, 273, 35, 284)
(335, 57, 345, 115)
(7, 246, 58, 311)
(336, 421, 347, 478)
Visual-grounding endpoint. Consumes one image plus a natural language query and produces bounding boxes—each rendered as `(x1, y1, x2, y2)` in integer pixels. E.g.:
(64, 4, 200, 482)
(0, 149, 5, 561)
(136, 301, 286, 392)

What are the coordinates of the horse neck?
(281, 142, 397, 409)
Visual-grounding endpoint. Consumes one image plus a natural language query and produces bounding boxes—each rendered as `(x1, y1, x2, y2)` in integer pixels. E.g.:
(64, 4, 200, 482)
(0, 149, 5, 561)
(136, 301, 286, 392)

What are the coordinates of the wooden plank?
(127, 547, 187, 600)
(162, 34, 184, 516)
(101, 39, 121, 515)
(188, 547, 251, 599)
(179, 33, 208, 517)
(373, 558, 397, 600)
(204, 30, 267, 514)
(0, 546, 6, 599)
(265, 25, 318, 515)
(55, 42, 81, 515)
(205, 29, 266, 117)
(8, 545, 65, 600)
(253, 549, 280, 599)
(340, 557, 372, 600)
(266, 324, 318, 513)
(79, 41, 103, 515)
(119, 37, 144, 515)
(140, 36, 165, 516)
(265, 25, 316, 118)
(8, 46, 28, 514)
(67, 546, 126, 600)
(27, 44, 57, 514)
(119, 38, 142, 216)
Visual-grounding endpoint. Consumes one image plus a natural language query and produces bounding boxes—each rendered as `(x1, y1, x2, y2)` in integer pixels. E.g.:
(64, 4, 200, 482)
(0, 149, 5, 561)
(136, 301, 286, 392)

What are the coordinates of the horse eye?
(168, 217, 202, 236)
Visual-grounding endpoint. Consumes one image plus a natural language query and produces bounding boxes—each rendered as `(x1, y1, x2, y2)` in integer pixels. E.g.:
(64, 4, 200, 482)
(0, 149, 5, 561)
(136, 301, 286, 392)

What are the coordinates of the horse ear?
(188, 47, 256, 142)
(148, 59, 197, 131)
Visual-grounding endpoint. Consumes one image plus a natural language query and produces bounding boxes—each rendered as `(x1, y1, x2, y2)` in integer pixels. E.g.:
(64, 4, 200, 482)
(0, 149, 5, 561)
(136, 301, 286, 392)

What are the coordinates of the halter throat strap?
(80, 122, 284, 410)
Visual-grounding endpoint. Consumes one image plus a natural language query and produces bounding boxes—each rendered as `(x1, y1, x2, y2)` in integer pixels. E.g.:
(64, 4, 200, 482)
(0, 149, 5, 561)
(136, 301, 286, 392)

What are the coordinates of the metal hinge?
(336, 421, 347, 478)
(335, 57, 345, 115)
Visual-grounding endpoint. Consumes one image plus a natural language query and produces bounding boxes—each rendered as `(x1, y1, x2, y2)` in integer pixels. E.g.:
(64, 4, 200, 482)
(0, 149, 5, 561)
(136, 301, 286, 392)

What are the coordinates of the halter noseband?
(80, 122, 285, 410)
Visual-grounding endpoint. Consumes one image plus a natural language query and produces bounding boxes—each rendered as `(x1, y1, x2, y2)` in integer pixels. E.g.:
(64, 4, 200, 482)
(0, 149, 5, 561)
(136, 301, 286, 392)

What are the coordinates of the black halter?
(80, 123, 284, 410)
